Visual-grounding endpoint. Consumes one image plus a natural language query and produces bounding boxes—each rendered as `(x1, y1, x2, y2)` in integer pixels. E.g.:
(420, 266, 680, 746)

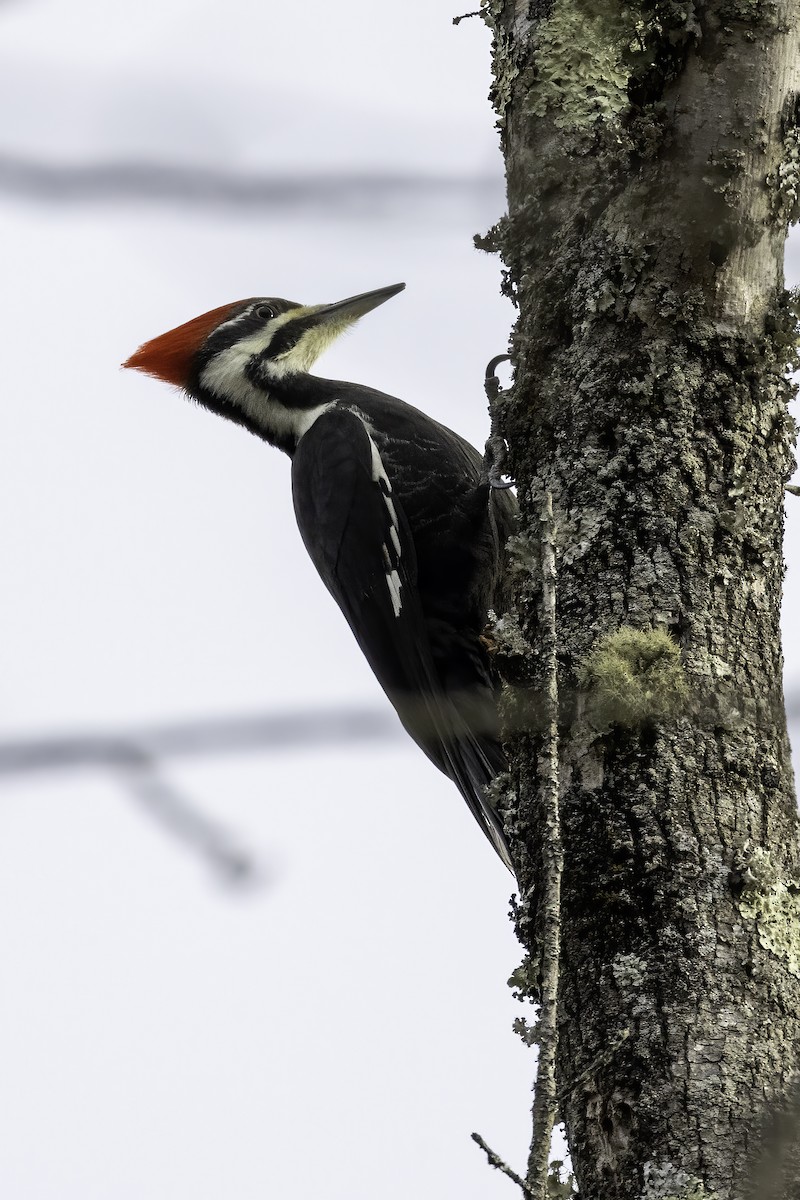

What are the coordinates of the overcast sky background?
(1, 3, 799, 1198)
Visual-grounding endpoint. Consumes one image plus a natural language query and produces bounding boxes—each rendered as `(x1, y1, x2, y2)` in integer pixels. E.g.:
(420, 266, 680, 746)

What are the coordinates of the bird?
(124, 283, 518, 870)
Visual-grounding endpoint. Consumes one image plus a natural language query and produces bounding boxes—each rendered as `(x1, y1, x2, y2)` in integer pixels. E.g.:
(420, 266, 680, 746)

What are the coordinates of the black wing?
(291, 407, 512, 870)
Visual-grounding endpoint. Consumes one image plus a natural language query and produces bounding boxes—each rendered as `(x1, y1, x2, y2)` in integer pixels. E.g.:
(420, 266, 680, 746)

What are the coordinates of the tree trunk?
(483, 3, 800, 1197)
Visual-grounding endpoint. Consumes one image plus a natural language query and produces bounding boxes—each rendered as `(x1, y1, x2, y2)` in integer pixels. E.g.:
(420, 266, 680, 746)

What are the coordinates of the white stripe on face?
(199, 342, 333, 444)
(198, 305, 333, 444)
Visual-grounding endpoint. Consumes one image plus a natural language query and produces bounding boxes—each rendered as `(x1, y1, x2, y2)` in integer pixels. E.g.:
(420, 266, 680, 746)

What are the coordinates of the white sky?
(1, 2, 799, 1198)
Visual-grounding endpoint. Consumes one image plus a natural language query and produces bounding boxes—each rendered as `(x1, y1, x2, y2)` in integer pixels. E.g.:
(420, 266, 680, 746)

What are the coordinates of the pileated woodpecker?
(124, 284, 517, 870)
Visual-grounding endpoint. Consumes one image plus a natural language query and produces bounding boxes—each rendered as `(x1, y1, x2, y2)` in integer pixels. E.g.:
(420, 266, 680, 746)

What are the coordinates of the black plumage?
(125, 284, 518, 870)
(291, 394, 517, 869)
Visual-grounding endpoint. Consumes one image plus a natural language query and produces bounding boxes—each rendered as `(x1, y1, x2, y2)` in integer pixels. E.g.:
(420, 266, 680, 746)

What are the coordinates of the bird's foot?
(483, 355, 515, 490)
(482, 436, 514, 490)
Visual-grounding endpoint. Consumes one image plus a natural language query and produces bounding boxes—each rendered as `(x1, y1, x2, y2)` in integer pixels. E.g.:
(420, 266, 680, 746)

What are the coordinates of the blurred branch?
(0, 707, 401, 775)
(4, 687, 800, 778)
(0, 708, 401, 886)
(118, 751, 260, 887)
(0, 154, 502, 213)
(1, 692, 798, 884)
(0, 708, 402, 885)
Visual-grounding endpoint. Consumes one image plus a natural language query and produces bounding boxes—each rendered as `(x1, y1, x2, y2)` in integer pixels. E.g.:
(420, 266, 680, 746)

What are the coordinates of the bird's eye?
(254, 304, 275, 320)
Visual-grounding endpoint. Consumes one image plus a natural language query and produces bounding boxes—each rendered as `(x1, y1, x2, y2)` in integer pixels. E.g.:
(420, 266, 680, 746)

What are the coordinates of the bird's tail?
(398, 690, 514, 874)
(439, 725, 515, 874)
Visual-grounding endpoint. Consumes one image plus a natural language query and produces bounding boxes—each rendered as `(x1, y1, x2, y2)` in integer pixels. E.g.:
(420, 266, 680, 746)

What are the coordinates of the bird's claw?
(483, 435, 515, 490)
(483, 354, 514, 490)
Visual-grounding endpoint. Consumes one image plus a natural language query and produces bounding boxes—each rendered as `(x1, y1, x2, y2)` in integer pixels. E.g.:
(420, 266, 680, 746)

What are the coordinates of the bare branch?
(526, 493, 564, 1199)
(471, 1132, 534, 1197)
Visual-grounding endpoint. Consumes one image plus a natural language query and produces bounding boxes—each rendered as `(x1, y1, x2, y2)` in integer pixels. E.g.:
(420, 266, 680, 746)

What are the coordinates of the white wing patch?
(367, 433, 403, 618)
(387, 570, 403, 618)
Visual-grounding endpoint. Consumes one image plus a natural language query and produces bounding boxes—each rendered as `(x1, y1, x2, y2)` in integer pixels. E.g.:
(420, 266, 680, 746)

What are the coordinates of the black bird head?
(124, 282, 405, 449)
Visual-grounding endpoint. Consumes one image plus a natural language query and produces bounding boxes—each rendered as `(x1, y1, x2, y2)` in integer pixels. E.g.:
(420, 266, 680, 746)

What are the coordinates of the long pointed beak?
(314, 282, 405, 323)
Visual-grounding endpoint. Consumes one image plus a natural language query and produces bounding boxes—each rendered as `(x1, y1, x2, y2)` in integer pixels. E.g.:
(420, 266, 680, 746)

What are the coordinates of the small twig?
(554, 1028, 631, 1105)
(526, 492, 564, 1200)
(453, 9, 482, 24)
(786, 484, 800, 496)
(472, 1133, 534, 1197)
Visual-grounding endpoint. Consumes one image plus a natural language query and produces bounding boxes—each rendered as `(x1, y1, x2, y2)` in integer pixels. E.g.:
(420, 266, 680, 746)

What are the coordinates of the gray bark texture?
(481, 2, 800, 1198)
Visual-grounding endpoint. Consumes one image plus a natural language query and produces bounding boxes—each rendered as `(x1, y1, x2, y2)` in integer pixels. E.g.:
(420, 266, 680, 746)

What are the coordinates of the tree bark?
(483, 3, 800, 1197)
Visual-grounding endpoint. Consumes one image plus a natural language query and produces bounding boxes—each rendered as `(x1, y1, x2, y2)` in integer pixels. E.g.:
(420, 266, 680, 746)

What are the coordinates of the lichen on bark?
(579, 626, 689, 728)
(482, 1, 800, 1197)
(735, 846, 800, 977)
(641, 1161, 716, 1200)
(524, 0, 640, 128)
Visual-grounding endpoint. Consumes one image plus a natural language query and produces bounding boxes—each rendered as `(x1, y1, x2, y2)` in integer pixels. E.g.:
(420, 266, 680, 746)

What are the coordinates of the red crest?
(123, 302, 242, 388)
